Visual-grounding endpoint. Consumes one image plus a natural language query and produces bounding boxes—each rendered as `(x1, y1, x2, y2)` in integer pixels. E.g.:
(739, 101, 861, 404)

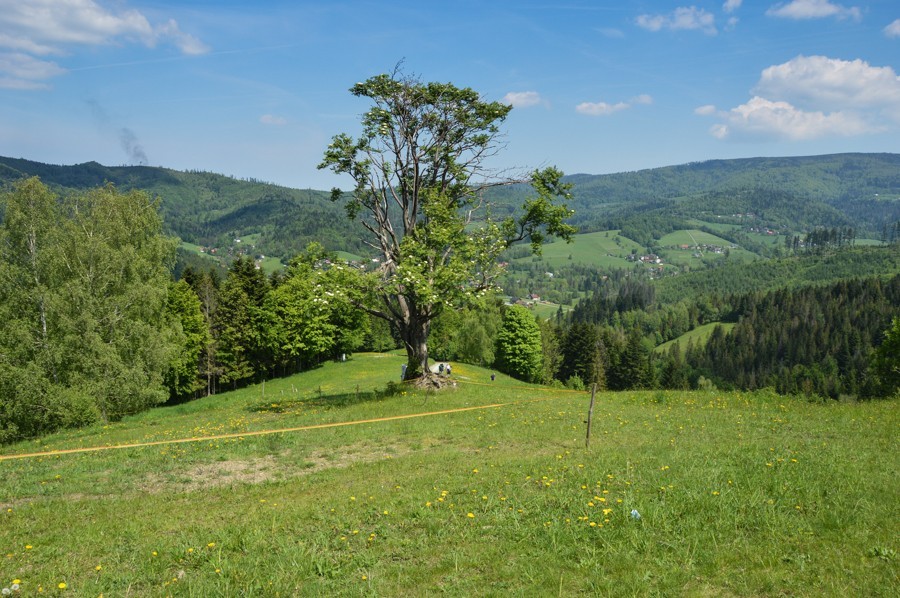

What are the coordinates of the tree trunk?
(400, 319, 430, 379)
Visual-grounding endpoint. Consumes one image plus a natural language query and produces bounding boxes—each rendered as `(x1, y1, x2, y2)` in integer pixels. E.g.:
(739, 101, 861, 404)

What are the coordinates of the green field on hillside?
(655, 322, 737, 354)
(1, 354, 896, 596)
(513, 230, 643, 268)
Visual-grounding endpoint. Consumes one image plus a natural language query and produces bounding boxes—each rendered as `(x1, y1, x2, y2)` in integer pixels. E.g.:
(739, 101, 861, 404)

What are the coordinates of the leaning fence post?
(585, 383, 597, 449)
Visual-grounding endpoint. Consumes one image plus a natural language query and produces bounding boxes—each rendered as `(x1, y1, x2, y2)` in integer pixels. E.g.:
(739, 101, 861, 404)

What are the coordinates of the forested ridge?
(3, 153, 899, 263)
(688, 276, 900, 398)
(2, 151, 900, 443)
(0, 157, 368, 259)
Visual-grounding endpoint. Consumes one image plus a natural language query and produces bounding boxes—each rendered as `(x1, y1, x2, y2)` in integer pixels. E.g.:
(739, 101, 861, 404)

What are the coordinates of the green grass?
(1, 354, 897, 596)
(655, 322, 737, 354)
(513, 231, 644, 269)
(657, 229, 733, 247)
(258, 256, 284, 274)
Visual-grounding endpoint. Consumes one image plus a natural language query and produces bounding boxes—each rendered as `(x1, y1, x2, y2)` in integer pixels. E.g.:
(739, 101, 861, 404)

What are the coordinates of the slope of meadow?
(1, 354, 897, 596)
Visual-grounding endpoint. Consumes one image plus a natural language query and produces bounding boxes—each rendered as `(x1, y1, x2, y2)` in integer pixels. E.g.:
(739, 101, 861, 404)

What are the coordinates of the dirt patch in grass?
(140, 441, 417, 493)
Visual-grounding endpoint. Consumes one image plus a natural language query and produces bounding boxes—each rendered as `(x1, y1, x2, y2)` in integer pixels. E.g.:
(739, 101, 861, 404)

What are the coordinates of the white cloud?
(723, 0, 743, 13)
(755, 55, 900, 111)
(885, 19, 900, 38)
(260, 114, 288, 126)
(503, 91, 544, 108)
(636, 7, 717, 35)
(703, 55, 900, 141)
(694, 104, 717, 115)
(0, 0, 208, 89)
(0, 52, 65, 89)
(766, 0, 861, 21)
(711, 96, 875, 140)
(576, 101, 629, 116)
(155, 19, 210, 56)
(576, 94, 652, 116)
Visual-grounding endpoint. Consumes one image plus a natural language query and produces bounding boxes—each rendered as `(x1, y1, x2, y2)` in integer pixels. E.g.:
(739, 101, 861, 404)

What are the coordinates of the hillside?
(2, 153, 898, 265)
(1, 355, 897, 595)
(0, 157, 368, 262)
(551, 153, 900, 237)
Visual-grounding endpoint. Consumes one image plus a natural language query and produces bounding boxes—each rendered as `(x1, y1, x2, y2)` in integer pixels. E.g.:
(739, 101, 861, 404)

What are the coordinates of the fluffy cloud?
(0, 51, 65, 89)
(701, 55, 900, 140)
(0, 0, 208, 89)
(885, 19, 900, 38)
(503, 91, 544, 108)
(636, 7, 717, 35)
(723, 0, 743, 13)
(766, 0, 861, 21)
(576, 94, 652, 116)
(755, 56, 900, 111)
(710, 96, 874, 140)
(694, 104, 717, 116)
(576, 101, 629, 116)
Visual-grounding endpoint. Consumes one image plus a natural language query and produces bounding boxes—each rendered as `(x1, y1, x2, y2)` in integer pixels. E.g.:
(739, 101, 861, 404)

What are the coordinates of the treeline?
(0, 179, 385, 443)
(1, 178, 182, 442)
(785, 226, 858, 253)
(433, 272, 899, 399)
(173, 247, 387, 400)
(685, 276, 900, 397)
(654, 245, 900, 304)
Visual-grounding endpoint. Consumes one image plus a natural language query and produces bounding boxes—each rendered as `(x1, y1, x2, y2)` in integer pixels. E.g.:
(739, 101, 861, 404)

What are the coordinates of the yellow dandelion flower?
(95, 565, 102, 571)
(207, 542, 216, 548)
(58, 582, 67, 590)
(467, 512, 475, 518)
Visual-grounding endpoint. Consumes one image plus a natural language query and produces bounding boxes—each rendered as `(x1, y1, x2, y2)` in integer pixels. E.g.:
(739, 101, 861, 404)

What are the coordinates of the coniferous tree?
(494, 305, 543, 383)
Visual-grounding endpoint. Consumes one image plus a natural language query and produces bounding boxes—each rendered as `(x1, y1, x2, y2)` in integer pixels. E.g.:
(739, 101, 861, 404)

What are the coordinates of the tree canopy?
(0, 178, 181, 441)
(319, 70, 574, 379)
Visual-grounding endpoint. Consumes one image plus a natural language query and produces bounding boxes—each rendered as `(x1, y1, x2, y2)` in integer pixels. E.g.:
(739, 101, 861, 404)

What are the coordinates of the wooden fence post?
(586, 383, 597, 449)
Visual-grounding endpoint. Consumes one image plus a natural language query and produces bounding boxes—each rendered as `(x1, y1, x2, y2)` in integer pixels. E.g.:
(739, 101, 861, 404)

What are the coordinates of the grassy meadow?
(654, 322, 737, 355)
(1, 354, 897, 596)
(512, 231, 643, 269)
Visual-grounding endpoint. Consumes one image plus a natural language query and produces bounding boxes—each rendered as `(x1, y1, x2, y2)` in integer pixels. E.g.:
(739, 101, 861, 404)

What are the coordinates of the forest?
(1, 158, 899, 443)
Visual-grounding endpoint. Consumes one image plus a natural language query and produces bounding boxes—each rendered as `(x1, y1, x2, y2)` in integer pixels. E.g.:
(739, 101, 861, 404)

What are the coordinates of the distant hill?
(0, 157, 368, 262)
(2, 153, 898, 262)
(556, 153, 900, 236)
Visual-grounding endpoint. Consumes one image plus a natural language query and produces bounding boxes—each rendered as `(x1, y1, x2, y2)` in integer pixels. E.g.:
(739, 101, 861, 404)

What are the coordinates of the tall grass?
(1, 354, 897, 596)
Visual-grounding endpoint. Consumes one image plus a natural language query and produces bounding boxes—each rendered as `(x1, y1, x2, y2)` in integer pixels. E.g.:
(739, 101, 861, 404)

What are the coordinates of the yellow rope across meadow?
(0, 386, 582, 461)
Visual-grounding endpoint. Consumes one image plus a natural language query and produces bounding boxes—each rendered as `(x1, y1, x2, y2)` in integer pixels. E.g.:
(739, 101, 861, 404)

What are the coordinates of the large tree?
(319, 70, 575, 379)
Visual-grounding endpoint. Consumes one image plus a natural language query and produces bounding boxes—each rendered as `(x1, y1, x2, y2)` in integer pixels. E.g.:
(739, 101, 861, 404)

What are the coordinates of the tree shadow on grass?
(247, 381, 406, 414)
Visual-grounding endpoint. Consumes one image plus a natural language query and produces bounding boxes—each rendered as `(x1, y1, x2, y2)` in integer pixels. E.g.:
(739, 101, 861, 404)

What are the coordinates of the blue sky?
(1, 0, 899, 190)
